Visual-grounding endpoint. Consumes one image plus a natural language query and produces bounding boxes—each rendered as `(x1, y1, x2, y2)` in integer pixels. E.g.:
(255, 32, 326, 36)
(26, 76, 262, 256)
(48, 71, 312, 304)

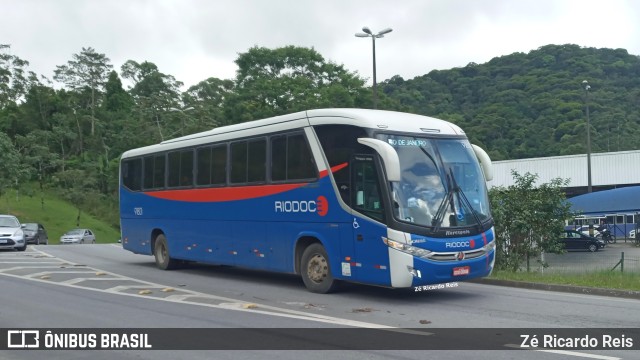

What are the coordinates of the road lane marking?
(0, 248, 399, 329)
(0, 261, 61, 264)
(62, 277, 123, 285)
(505, 344, 621, 359)
(27, 270, 96, 278)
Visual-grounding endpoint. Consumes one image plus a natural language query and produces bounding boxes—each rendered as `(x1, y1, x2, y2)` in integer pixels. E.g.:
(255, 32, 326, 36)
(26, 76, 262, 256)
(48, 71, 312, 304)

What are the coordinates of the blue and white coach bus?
(119, 109, 496, 293)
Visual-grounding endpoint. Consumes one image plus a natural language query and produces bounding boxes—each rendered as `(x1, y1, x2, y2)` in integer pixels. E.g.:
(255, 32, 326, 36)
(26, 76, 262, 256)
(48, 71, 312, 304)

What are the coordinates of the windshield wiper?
(431, 172, 455, 232)
(448, 168, 483, 230)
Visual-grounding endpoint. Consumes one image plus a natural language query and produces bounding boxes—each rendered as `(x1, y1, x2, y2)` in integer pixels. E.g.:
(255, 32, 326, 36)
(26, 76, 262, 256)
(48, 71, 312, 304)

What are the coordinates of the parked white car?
(0, 215, 26, 251)
(60, 229, 96, 244)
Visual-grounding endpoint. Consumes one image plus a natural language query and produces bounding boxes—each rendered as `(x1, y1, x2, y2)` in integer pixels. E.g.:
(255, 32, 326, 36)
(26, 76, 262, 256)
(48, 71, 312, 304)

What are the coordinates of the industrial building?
(488, 149, 640, 196)
(488, 149, 640, 238)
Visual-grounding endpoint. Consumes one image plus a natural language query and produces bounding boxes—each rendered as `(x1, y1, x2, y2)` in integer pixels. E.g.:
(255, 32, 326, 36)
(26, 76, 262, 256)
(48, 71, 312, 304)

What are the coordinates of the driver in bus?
(402, 163, 444, 226)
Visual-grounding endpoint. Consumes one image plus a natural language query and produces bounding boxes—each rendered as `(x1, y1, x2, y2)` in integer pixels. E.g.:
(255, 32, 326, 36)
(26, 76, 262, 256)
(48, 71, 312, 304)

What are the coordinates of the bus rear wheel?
(154, 234, 179, 270)
(300, 243, 337, 294)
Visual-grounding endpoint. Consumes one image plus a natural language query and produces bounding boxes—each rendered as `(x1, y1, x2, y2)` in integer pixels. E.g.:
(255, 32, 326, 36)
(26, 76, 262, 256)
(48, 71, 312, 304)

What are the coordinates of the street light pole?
(583, 80, 592, 193)
(355, 27, 392, 109)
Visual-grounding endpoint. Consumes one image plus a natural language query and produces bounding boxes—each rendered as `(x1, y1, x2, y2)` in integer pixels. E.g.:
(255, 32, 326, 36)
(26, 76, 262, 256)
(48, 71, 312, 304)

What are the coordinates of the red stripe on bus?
(146, 183, 306, 202)
(319, 162, 348, 178)
(144, 162, 348, 202)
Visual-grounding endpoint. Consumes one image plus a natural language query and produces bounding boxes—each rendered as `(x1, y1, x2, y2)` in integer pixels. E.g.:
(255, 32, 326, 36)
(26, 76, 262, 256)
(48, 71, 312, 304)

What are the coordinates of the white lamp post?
(355, 27, 392, 109)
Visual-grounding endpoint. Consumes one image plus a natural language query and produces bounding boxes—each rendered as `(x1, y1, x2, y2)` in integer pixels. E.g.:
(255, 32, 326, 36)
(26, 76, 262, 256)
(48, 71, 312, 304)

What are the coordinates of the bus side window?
(352, 155, 384, 222)
(180, 150, 193, 186)
(197, 146, 213, 186)
(122, 158, 142, 191)
(143, 154, 166, 190)
(315, 125, 369, 207)
(168, 149, 194, 188)
(230, 141, 248, 183)
(248, 138, 266, 183)
(211, 145, 227, 185)
(271, 133, 317, 182)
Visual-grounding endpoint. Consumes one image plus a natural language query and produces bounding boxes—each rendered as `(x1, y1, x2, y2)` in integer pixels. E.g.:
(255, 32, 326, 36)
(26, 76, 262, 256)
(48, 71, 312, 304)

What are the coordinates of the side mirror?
(471, 144, 493, 181)
(357, 138, 401, 182)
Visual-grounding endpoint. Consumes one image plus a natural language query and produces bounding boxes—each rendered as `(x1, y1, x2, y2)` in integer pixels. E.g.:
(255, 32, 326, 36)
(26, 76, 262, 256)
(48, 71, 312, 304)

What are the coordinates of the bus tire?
(300, 243, 338, 294)
(154, 234, 179, 270)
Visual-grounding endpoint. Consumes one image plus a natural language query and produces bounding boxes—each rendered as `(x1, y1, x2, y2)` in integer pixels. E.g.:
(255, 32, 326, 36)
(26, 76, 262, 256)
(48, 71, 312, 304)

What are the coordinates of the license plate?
(0, 239, 7, 244)
(453, 266, 470, 276)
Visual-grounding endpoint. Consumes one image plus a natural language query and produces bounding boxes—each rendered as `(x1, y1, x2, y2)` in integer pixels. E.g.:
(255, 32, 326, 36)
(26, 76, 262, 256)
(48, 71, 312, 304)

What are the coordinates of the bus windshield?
(378, 134, 491, 229)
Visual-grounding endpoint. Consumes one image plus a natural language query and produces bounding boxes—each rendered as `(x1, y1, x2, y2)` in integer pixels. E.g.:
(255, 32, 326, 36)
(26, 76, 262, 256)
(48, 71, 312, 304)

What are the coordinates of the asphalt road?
(0, 244, 639, 360)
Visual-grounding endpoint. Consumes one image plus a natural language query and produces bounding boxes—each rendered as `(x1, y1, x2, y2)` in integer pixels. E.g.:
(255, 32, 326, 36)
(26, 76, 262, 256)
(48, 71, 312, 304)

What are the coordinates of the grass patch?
(0, 187, 120, 244)
(490, 270, 640, 291)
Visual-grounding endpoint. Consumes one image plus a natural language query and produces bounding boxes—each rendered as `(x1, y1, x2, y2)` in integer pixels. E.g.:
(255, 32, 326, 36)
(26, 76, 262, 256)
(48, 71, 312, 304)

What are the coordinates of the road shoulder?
(469, 278, 640, 300)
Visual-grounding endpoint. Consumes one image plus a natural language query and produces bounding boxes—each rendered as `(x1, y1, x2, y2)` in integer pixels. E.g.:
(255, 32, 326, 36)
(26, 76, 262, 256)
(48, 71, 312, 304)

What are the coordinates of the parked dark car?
(560, 230, 605, 252)
(22, 223, 48, 245)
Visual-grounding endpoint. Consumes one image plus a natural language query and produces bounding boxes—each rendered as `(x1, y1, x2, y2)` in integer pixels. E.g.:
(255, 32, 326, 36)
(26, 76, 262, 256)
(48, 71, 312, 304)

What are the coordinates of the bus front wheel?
(154, 234, 179, 270)
(300, 243, 338, 294)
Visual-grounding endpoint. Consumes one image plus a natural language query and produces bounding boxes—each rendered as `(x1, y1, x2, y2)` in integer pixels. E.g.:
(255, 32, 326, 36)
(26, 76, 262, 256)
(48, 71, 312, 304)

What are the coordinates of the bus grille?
(425, 248, 487, 262)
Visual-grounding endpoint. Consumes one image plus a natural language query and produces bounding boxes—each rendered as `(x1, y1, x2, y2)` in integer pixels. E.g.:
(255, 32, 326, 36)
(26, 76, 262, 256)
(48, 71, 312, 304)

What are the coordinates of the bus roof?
(121, 108, 465, 159)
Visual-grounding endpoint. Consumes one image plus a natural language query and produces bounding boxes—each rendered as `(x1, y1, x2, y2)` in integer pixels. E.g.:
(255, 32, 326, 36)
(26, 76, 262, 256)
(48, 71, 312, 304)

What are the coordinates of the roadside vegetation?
(488, 172, 640, 291)
(489, 171, 574, 272)
(0, 186, 120, 245)
(3, 43, 640, 230)
(489, 270, 640, 292)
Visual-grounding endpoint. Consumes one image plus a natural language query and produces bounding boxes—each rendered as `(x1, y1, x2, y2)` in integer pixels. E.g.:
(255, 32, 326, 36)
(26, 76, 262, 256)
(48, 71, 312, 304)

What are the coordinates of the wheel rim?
(156, 243, 167, 264)
(307, 253, 328, 283)
(589, 244, 597, 252)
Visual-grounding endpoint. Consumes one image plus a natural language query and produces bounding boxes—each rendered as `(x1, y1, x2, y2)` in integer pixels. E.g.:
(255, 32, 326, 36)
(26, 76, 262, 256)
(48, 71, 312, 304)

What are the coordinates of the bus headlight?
(484, 240, 496, 251)
(382, 237, 432, 258)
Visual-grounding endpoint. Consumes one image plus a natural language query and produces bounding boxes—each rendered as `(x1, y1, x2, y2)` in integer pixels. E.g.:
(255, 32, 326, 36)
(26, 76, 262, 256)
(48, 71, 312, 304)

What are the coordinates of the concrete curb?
(468, 278, 640, 300)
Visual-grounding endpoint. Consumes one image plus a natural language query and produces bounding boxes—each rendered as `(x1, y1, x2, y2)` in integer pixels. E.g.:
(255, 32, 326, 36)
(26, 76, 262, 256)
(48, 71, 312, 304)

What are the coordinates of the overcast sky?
(3, 0, 640, 89)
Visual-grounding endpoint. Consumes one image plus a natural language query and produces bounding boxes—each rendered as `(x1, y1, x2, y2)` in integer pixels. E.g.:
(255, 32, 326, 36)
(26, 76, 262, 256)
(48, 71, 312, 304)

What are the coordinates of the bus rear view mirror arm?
(357, 138, 401, 182)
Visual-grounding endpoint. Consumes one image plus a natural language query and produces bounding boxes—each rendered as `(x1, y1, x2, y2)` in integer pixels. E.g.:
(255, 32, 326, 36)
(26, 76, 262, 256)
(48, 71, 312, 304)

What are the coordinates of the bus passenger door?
(349, 155, 391, 286)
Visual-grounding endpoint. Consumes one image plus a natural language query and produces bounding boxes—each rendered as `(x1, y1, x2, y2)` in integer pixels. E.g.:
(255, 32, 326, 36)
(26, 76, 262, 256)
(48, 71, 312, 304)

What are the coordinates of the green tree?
(0, 132, 30, 203)
(14, 130, 61, 209)
(489, 171, 573, 272)
(103, 70, 134, 113)
(0, 45, 31, 139)
(0, 44, 29, 108)
(182, 77, 234, 128)
(20, 73, 59, 133)
(226, 46, 367, 122)
(121, 60, 182, 141)
(54, 47, 113, 136)
(55, 169, 96, 227)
